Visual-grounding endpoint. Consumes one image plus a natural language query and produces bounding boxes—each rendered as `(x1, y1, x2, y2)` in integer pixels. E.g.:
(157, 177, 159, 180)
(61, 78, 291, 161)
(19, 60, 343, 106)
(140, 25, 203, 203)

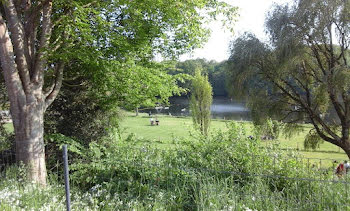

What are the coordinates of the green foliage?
(0, 165, 127, 210)
(190, 69, 213, 136)
(64, 124, 344, 210)
(312, 84, 329, 114)
(45, 77, 122, 145)
(282, 123, 304, 140)
(46, 0, 239, 118)
(47, 0, 238, 102)
(0, 75, 13, 152)
(0, 123, 13, 151)
(1, 125, 349, 210)
(304, 129, 325, 150)
(42, 0, 239, 147)
(120, 114, 348, 162)
(94, 61, 187, 111)
(173, 59, 229, 97)
(208, 61, 230, 97)
(254, 118, 283, 140)
(228, 0, 350, 157)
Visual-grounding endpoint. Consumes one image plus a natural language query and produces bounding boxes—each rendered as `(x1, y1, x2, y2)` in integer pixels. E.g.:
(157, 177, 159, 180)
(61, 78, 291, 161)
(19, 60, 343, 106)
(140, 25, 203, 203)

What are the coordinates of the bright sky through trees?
(180, 0, 293, 62)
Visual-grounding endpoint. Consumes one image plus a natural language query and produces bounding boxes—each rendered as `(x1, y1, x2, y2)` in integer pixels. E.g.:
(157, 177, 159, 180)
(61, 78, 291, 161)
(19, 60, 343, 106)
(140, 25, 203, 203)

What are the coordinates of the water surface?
(145, 97, 250, 121)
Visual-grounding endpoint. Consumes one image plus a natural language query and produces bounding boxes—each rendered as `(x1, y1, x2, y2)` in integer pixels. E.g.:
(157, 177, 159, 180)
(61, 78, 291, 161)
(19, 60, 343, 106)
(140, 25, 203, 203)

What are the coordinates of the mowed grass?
(3, 114, 348, 166)
(121, 113, 229, 142)
(121, 113, 348, 163)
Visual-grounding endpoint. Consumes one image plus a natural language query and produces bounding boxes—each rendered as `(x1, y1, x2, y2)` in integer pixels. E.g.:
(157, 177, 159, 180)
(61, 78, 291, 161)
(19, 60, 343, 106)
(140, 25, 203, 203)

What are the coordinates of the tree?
(118, 62, 187, 116)
(190, 68, 213, 136)
(228, 0, 350, 157)
(208, 61, 229, 97)
(0, 0, 237, 185)
(44, 76, 121, 145)
(173, 59, 229, 97)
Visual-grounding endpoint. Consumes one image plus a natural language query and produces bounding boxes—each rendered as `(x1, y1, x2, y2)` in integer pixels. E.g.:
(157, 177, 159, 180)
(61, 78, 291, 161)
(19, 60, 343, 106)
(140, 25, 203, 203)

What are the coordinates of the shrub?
(2, 121, 345, 210)
(67, 122, 345, 210)
(254, 118, 282, 140)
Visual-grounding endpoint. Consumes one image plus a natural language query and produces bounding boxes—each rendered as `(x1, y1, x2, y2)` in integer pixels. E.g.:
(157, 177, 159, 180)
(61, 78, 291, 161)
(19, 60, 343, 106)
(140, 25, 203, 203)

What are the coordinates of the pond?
(144, 97, 251, 121)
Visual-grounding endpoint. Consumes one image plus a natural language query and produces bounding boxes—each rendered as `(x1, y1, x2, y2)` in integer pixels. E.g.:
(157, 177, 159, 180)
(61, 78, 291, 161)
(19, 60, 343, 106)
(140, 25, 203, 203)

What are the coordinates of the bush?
(67, 122, 344, 210)
(254, 118, 282, 140)
(1, 121, 346, 210)
(0, 123, 13, 152)
(44, 83, 122, 146)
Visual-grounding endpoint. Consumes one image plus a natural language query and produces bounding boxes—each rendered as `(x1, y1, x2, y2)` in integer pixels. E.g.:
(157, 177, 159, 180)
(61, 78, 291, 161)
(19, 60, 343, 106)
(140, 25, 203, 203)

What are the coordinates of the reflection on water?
(145, 97, 251, 121)
(211, 104, 248, 113)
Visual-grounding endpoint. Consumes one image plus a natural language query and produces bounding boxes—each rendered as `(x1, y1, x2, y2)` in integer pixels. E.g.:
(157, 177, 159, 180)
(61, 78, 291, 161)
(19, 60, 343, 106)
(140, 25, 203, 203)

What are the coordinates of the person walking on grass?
(336, 161, 346, 178)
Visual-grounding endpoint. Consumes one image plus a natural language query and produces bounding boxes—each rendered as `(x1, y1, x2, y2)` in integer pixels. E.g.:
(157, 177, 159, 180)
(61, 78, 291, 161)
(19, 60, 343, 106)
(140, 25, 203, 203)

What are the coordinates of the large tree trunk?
(12, 91, 47, 185)
(341, 140, 350, 160)
(0, 0, 58, 186)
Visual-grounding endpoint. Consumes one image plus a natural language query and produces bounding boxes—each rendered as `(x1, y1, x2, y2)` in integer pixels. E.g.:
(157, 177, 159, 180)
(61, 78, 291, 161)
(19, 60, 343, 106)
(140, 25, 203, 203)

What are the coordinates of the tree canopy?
(228, 0, 350, 157)
(173, 59, 229, 97)
(0, 0, 238, 184)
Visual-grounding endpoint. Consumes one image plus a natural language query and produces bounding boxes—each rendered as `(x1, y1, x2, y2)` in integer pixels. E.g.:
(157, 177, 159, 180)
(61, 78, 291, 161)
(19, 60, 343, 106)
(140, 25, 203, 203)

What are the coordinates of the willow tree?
(0, 0, 237, 185)
(190, 69, 213, 136)
(228, 0, 350, 157)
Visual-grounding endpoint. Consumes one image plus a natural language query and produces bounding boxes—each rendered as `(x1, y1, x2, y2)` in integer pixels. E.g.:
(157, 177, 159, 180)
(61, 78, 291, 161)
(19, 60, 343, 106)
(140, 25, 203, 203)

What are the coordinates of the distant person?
(150, 118, 154, 125)
(345, 160, 350, 174)
(336, 161, 346, 178)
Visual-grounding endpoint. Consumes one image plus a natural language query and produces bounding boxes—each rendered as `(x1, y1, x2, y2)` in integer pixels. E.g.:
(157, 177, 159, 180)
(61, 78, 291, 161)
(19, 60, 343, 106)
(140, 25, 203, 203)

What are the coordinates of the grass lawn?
(121, 113, 228, 141)
(3, 113, 348, 167)
(121, 113, 348, 164)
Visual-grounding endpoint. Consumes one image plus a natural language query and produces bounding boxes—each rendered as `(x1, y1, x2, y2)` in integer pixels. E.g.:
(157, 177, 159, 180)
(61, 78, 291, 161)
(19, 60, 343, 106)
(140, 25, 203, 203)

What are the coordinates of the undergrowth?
(0, 122, 349, 210)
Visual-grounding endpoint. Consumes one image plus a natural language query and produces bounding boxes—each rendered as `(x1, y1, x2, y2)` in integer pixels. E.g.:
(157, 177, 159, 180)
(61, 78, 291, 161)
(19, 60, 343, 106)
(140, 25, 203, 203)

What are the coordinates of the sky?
(180, 0, 294, 62)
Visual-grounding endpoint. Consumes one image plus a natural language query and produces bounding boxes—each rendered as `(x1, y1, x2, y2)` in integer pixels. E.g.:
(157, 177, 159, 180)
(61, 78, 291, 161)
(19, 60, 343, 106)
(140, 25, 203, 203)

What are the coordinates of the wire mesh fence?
(0, 147, 350, 210)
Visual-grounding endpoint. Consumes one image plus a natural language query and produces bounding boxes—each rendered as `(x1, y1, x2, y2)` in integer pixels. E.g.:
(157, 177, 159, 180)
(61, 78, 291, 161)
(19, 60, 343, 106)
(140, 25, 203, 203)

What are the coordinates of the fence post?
(63, 145, 71, 211)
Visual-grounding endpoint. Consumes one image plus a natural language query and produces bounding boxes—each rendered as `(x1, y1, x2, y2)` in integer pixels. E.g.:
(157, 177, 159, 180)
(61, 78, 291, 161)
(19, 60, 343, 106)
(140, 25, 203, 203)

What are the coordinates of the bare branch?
(306, 38, 327, 76)
(304, 60, 322, 83)
(282, 77, 340, 140)
(24, 14, 39, 68)
(50, 33, 65, 52)
(82, 0, 99, 8)
(0, 12, 26, 118)
(25, 0, 50, 29)
(280, 108, 305, 123)
(327, 24, 335, 69)
(309, 117, 341, 147)
(334, 21, 349, 66)
(32, 0, 52, 85)
(3, 0, 31, 92)
(23, 0, 40, 67)
(51, 0, 99, 29)
(44, 62, 64, 110)
(265, 67, 341, 142)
